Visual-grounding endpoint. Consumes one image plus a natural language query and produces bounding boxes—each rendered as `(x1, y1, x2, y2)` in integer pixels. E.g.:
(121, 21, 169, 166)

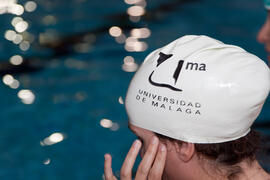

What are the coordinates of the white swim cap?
(125, 35, 270, 144)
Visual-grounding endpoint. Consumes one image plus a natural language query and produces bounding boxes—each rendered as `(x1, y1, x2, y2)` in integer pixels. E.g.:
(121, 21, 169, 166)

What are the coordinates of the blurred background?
(0, 0, 269, 179)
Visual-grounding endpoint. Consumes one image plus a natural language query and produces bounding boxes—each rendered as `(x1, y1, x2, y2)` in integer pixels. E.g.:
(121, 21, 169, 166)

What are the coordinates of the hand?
(104, 136, 167, 180)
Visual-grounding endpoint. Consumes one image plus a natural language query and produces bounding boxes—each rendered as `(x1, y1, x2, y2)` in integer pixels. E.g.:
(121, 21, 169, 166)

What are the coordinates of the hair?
(155, 129, 262, 180)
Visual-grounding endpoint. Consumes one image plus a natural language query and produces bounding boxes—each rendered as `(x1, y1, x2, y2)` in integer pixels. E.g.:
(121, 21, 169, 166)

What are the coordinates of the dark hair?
(155, 129, 262, 180)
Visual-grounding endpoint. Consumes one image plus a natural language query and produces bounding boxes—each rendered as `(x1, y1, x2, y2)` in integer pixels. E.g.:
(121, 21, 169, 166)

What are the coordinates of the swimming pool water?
(0, 0, 269, 179)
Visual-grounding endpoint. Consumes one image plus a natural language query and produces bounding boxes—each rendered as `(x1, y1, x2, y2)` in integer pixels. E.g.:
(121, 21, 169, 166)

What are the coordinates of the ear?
(173, 141, 195, 162)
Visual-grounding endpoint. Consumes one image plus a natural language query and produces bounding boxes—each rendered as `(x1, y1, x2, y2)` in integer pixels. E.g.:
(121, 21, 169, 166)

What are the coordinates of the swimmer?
(104, 35, 270, 180)
(257, 0, 270, 65)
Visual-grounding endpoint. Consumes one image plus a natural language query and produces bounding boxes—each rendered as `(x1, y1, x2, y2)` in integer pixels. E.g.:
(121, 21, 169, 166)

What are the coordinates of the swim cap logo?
(148, 52, 206, 91)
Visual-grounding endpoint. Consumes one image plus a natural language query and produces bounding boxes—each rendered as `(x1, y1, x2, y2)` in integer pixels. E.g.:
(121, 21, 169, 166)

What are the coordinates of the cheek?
(162, 150, 179, 179)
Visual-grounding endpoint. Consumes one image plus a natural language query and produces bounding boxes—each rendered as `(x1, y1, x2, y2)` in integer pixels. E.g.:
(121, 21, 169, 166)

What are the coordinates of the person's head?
(128, 123, 261, 180)
(125, 35, 270, 179)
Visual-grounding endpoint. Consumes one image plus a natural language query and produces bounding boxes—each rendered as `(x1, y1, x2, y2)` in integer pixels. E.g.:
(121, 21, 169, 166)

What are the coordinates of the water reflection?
(109, 26, 122, 37)
(124, 0, 143, 4)
(40, 132, 65, 146)
(4, 30, 16, 40)
(17, 89, 35, 104)
(11, 17, 23, 26)
(122, 56, 138, 72)
(118, 96, 124, 104)
(100, 119, 113, 128)
(129, 15, 141, 22)
(131, 28, 151, 38)
(24, 1, 37, 12)
(115, 34, 126, 44)
(43, 158, 51, 165)
(110, 123, 120, 131)
(0, 0, 24, 15)
(108, 0, 150, 72)
(12, 33, 23, 44)
(100, 119, 120, 131)
(2, 74, 20, 89)
(19, 41, 30, 51)
(42, 15, 57, 26)
(125, 40, 147, 52)
(2, 74, 14, 85)
(10, 55, 23, 66)
(9, 79, 20, 89)
(14, 20, 28, 33)
(127, 5, 145, 16)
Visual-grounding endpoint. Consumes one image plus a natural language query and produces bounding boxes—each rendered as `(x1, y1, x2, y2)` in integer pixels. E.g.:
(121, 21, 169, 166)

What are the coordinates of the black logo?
(148, 52, 206, 92)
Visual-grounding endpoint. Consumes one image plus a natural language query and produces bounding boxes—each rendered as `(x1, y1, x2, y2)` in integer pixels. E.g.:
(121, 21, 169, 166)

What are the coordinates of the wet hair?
(155, 129, 262, 180)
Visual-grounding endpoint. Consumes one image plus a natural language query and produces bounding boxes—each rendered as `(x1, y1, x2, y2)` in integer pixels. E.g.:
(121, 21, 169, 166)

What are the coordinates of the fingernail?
(151, 136, 158, 144)
(160, 144, 166, 152)
(104, 154, 108, 160)
(134, 139, 141, 148)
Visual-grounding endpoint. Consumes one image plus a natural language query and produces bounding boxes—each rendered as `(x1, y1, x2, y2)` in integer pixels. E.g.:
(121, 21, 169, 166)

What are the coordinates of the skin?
(257, 11, 270, 65)
(103, 11, 270, 179)
(104, 130, 167, 180)
(104, 123, 270, 180)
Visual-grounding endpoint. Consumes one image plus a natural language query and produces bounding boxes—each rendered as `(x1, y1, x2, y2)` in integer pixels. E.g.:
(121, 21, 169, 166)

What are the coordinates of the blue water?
(0, 0, 269, 179)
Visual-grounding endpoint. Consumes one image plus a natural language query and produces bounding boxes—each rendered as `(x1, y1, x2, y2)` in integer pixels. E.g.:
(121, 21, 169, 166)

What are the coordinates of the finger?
(135, 136, 159, 180)
(148, 143, 167, 180)
(104, 154, 117, 180)
(120, 140, 142, 180)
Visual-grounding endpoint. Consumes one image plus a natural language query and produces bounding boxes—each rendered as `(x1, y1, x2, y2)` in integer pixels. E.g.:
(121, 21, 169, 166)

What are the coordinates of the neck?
(162, 152, 270, 180)
(236, 159, 270, 180)
(203, 159, 270, 180)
